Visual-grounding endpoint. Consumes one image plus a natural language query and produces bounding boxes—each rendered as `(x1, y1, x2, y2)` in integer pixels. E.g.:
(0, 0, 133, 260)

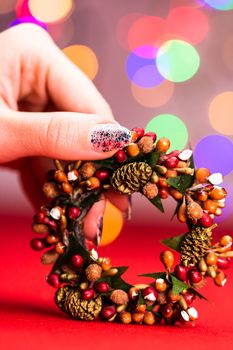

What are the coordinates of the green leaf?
(138, 291, 145, 305)
(146, 151, 160, 168)
(170, 274, 189, 295)
(100, 266, 133, 292)
(161, 232, 186, 252)
(189, 288, 208, 301)
(149, 195, 164, 212)
(139, 272, 166, 280)
(170, 200, 182, 222)
(166, 173, 194, 195)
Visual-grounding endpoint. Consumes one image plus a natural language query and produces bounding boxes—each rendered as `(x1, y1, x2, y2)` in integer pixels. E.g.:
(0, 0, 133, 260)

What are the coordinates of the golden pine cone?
(111, 162, 152, 194)
(180, 226, 212, 267)
(55, 286, 102, 320)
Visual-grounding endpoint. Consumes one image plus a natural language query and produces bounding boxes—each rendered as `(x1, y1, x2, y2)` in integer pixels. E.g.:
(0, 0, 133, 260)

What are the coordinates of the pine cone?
(180, 226, 213, 267)
(55, 286, 102, 320)
(111, 162, 152, 194)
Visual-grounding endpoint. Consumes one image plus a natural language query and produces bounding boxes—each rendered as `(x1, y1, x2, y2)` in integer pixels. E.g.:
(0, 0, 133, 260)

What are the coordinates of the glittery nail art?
(90, 124, 131, 152)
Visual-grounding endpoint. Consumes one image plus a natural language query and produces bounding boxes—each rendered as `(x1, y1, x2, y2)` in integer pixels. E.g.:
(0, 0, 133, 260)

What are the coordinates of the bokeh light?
(63, 45, 98, 80)
(156, 40, 200, 82)
(194, 135, 233, 175)
(145, 114, 188, 151)
(0, 0, 17, 14)
(170, 0, 204, 7)
(209, 91, 233, 135)
(126, 48, 164, 88)
(222, 35, 233, 72)
(128, 16, 167, 51)
(167, 7, 209, 45)
(131, 80, 174, 108)
(100, 201, 123, 246)
(28, 0, 73, 23)
(9, 16, 47, 30)
(116, 13, 143, 50)
(203, 0, 233, 10)
(48, 18, 74, 47)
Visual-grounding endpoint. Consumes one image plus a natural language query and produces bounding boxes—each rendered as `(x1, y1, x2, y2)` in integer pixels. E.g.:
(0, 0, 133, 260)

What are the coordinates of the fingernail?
(94, 216, 103, 246)
(89, 124, 131, 152)
(124, 195, 132, 220)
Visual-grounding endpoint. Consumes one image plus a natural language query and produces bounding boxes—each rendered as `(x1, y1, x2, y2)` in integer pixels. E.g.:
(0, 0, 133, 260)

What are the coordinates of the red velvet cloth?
(1, 216, 233, 350)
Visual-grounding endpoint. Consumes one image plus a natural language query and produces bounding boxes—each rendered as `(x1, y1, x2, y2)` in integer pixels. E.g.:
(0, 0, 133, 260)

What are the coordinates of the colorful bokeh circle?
(167, 6, 209, 45)
(28, 0, 73, 23)
(131, 80, 174, 108)
(209, 91, 233, 135)
(194, 135, 233, 175)
(126, 48, 164, 88)
(100, 201, 123, 246)
(145, 114, 188, 152)
(63, 45, 99, 80)
(203, 0, 233, 10)
(9, 16, 47, 30)
(156, 40, 200, 83)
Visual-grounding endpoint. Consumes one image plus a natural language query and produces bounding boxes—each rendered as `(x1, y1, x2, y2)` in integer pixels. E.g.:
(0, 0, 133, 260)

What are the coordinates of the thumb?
(0, 110, 131, 163)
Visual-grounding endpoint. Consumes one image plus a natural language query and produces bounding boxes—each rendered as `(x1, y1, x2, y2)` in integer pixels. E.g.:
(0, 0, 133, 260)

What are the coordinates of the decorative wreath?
(31, 127, 232, 326)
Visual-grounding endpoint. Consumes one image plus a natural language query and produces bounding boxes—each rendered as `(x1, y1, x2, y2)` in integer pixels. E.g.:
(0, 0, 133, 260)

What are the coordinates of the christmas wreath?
(30, 127, 232, 326)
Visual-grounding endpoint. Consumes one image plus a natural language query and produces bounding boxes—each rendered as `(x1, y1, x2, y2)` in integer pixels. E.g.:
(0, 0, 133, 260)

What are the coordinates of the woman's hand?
(0, 24, 130, 243)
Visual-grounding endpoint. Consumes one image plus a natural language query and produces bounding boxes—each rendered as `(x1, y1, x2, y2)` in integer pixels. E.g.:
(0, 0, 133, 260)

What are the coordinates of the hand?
(0, 24, 130, 243)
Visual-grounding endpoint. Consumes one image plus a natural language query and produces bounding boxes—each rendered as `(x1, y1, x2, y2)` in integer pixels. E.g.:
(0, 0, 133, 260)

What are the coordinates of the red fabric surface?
(1, 216, 233, 350)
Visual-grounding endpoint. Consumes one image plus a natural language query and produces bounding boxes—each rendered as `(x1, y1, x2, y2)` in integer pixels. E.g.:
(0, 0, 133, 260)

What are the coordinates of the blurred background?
(0, 0, 233, 236)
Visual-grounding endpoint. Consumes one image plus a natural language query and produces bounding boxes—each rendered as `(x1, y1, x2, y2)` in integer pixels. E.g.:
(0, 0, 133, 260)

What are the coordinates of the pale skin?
(0, 24, 128, 242)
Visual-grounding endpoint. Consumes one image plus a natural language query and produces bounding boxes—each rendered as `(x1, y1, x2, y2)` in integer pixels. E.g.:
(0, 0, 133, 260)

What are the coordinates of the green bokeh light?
(145, 114, 188, 152)
(156, 40, 200, 83)
(204, 0, 233, 10)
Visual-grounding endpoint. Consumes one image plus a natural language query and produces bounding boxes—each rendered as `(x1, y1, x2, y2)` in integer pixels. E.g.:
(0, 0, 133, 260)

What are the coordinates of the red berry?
(47, 273, 61, 288)
(68, 206, 81, 219)
(114, 150, 127, 163)
(160, 304, 173, 318)
(71, 254, 83, 268)
(82, 288, 95, 300)
(95, 281, 110, 293)
(142, 286, 157, 302)
(217, 257, 231, 270)
(183, 292, 196, 306)
(144, 131, 157, 142)
(188, 269, 202, 284)
(199, 212, 213, 228)
(95, 169, 110, 181)
(167, 150, 180, 158)
(34, 211, 46, 223)
(44, 217, 57, 229)
(165, 156, 179, 168)
(174, 264, 188, 281)
(159, 188, 169, 199)
(132, 127, 144, 139)
(30, 238, 45, 251)
(101, 305, 116, 320)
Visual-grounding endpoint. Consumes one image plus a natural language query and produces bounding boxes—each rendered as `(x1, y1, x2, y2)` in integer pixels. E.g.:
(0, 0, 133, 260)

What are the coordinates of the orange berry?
(125, 143, 140, 157)
(177, 202, 187, 223)
(45, 234, 60, 245)
(119, 311, 132, 324)
(205, 252, 218, 266)
(160, 250, 174, 270)
(54, 170, 68, 183)
(135, 304, 147, 312)
(220, 235, 232, 247)
(166, 169, 178, 178)
(101, 257, 112, 271)
(209, 187, 227, 200)
(197, 190, 208, 202)
(62, 182, 73, 194)
(143, 311, 156, 325)
(195, 168, 210, 183)
(86, 177, 101, 190)
(203, 199, 218, 214)
(170, 188, 183, 200)
(155, 278, 167, 292)
(155, 137, 171, 153)
(132, 312, 144, 324)
(159, 188, 170, 199)
(55, 242, 65, 254)
(168, 290, 180, 303)
(130, 130, 138, 143)
(177, 161, 187, 168)
(158, 177, 168, 188)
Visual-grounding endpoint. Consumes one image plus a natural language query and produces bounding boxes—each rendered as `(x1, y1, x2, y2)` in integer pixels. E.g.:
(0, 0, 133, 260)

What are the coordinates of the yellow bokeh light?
(131, 80, 174, 108)
(0, 0, 17, 14)
(100, 201, 123, 246)
(63, 45, 99, 80)
(29, 0, 73, 23)
(209, 91, 233, 135)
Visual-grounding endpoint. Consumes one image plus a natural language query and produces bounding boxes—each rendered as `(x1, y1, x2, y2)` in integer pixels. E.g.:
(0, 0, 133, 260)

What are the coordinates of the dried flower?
(85, 264, 102, 282)
(110, 289, 129, 305)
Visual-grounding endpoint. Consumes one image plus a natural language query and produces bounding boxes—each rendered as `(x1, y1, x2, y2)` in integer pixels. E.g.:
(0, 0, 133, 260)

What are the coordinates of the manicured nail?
(94, 216, 103, 246)
(89, 124, 131, 152)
